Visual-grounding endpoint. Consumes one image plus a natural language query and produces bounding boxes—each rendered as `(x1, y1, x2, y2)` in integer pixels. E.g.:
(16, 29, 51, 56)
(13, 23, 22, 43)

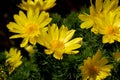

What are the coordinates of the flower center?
(25, 23, 38, 35)
(50, 40, 65, 50)
(88, 65, 99, 76)
(105, 26, 119, 35)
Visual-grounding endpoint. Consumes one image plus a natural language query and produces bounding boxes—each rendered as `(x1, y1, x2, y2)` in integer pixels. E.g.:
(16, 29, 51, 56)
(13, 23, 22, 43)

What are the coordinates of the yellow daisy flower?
(18, 0, 56, 11)
(78, 0, 119, 34)
(5, 48, 22, 75)
(7, 9, 52, 47)
(37, 24, 83, 60)
(95, 11, 120, 44)
(80, 50, 113, 80)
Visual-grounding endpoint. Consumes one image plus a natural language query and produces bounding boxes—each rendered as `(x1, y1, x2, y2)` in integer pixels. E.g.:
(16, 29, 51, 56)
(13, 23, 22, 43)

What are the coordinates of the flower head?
(7, 9, 52, 47)
(80, 50, 113, 80)
(37, 24, 82, 60)
(5, 48, 22, 75)
(96, 11, 120, 43)
(18, 0, 56, 11)
(78, 0, 119, 34)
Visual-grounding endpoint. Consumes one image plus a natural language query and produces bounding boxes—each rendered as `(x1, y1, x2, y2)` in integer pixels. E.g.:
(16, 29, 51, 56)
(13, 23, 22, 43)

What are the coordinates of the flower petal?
(45, 49, 53, 54)
(20, 38, 29, 47)
(80, 20, 94, 29)
(53, 51, 63, 60)
(64, 30, 75, 43)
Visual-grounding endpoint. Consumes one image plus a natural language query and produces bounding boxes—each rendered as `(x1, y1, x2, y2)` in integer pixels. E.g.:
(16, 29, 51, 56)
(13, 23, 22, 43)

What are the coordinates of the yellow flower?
(18, 0, 56, 11)
(113, 51, 120, 62)
(80, 50, 113, 80)
(78, 0, 119, 34)
(5, 48, 22, 75)
(37, 24, 83, 60)
(95, 11, 120, 44)
(7, 9, 52, 47)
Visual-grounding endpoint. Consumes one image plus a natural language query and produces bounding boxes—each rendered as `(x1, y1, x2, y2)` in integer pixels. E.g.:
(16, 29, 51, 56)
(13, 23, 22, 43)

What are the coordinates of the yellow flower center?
(25, 23, 38, 35)
(50, 40, 65, 50)
(88, 65, 99, 76)
(105, 26, 119, 35)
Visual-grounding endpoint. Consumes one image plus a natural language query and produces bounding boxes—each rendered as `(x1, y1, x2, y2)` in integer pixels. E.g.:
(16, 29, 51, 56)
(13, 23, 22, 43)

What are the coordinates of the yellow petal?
(98, 71, 111, 79)
(9, 48, 17, 55)
(65, 44, 81, 54)
(80, 20, 94, 29)
(92, 50, 102, 62)
(30, 37, 36, 45)
(65, 37, 82, 47)
(42, 0, 56, 10)
(90, 4, 96, 16)
(27, 9, 33, 20)
(95, 0, 103, 13)
(32, 8, 40, 21)
(14, 61, 22, 68)
(104, 0, 118, 13)
(102, 35, 114, 44)
(48, 24, 59, 40)
(78, 13, 91, 21)
(9, 34, 23, 39)
(38, 0, 43, 6)
(101, 65, 113, 72)
(53, 51, 63, 60)
(64, 30, 75, 43)
(19, 11, 28, 23)
(71, 50, 79, 54)
(59, 25, 68, 41)
(37, 11, 52, 27)
(99, 57, 108, 67)
(20, 38, 29, 47)
(45, 49, 53, 54)
(7, 22, 23, 33)
(14, 11, 26, 26)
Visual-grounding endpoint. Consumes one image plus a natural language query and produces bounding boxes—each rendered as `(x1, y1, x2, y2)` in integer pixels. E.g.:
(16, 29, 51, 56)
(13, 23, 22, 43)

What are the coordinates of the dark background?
(0, 0, 90, 51)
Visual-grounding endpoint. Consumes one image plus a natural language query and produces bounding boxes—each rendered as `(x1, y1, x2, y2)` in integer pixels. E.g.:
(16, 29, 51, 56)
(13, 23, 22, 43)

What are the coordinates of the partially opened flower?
(24, 45, 36, 55)
(80, 50, 113, 80)
(7, 9, 52, 47)
(37, 24, 83, 60)
(78, 0, 119, 34)
(18, 0, 56, 11)
(5, 48, 22, 75)
(113, 51, 120, 62)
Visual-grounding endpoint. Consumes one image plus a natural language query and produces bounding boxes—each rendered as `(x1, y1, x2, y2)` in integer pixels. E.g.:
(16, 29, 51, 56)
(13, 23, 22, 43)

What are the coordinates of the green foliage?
(63, 11, 81, 30)
(0, 51, 6, 64)
(8, 55, 40, 80)
(34, 50, 82, 80)
(50, 13, 63, 26)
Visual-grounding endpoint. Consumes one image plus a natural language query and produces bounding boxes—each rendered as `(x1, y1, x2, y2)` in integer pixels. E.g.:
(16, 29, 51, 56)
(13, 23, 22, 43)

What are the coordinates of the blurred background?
(0, 0, 90, 51)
